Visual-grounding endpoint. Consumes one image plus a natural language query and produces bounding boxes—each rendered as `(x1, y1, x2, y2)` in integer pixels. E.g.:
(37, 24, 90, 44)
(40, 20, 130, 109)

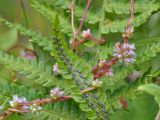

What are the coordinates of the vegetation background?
(0, 0, 160, 120)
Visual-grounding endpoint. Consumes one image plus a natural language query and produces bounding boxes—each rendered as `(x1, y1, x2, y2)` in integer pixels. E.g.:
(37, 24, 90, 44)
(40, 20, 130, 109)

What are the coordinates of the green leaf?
(138, 84, 160, 107)
(0, 28, 17, 50)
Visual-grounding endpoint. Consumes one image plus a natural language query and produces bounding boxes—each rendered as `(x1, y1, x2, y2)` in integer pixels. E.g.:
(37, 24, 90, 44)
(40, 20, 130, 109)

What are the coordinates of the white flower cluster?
(114, 42, 136, 64)
(53, 63, 60, 75)
(92, 79, 103, 87)
(29, 103, 42, 114)
(50, 87, 64, 99)
(9, 95, 27, 108)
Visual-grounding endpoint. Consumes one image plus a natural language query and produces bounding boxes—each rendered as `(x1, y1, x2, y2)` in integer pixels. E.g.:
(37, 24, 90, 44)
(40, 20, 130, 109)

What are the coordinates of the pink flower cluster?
(50, 87, 64, 99)
(114, 42, 136, 64)
(9, 95, 29, 110)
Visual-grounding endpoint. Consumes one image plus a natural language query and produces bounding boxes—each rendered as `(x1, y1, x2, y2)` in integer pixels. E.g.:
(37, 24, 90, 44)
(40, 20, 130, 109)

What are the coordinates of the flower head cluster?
(50, 87, 64, 99)
(92, 79, 103, 87)
(9, 95, 27, 108)
(82, 29, 91, 39)
(98, 60, 113, 76)
(53, 63, 60, 75)
(114, 42, 136, 64)
(29, 103, 42, 114)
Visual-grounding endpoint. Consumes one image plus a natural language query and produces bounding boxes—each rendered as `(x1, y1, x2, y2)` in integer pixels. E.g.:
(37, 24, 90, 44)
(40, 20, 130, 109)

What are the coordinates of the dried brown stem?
(81, 86, 96, 94)
(127, 0, 134, 31)
(123, 0, 135, 43)
(76, 0, 92, 35)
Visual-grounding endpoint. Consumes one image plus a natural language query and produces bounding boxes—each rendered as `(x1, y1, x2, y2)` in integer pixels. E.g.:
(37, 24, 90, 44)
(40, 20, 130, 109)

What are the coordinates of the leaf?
(110, 93, 159, 120)
(138, 84, 160, 107)
(0, 28, 17, 50)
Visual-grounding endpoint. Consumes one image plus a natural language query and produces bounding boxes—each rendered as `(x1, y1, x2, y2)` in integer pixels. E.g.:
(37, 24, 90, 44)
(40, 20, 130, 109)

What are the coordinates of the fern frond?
(0, 82, 86, 120)
(0, 18, 53, 52)
(0, 51, 58, 87)
(37, 101, 87, 120)
(54, 0, 100, 24)
(102, 3, 160, 34)
(105, 0, 156, 14)
(30, 0, 73, 36)
(51, 15, 109, 120)
(109, 67, 160, 106)
(0, 81, 45, 104)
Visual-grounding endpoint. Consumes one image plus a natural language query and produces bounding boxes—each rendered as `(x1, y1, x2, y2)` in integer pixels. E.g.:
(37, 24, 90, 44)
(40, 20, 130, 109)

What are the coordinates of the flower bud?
(29, 103, 42, 114)
(82, 29, 92, 39)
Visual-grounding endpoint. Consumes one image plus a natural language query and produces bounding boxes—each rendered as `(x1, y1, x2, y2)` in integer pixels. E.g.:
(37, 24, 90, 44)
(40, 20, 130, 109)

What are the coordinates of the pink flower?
(53, 63, 60, 75)
(82, 29, 91, 39)
(9, 95, 27, 109)
(50, 87, 64, 99)
(98, 60, 106, 68)
(114, 42, 136, 64)
(106, 68, 113, 76)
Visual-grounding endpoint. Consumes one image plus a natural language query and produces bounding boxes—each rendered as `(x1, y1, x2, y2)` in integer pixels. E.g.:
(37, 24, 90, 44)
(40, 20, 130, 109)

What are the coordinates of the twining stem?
(123, 0, 135, 43)
(127, 0, 134, 31)
(70, 0, 76, 38)
(76, 0, 92, 35)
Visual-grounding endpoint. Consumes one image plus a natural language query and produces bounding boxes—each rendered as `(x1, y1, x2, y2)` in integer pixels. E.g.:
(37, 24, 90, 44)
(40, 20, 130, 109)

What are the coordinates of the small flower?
(53, 63, 60, 75)
(106, 68, 113, 76)
(9, 95, 27, 108)
(29, 103, 42, 114)
(92, 79, 102, 87)
(98, 60, 106, 68)
(114, 42, 136, 64)
(50, 87, 64, 99)
(21, 50, 36, 60)
(82, 29, 91, 39)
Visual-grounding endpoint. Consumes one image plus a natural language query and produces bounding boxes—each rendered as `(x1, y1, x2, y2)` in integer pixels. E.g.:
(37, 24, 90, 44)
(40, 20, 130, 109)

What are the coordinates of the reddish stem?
(76, 0, 92, 35)
(70, 1, 76, 38)
(127, 0, 134, 30)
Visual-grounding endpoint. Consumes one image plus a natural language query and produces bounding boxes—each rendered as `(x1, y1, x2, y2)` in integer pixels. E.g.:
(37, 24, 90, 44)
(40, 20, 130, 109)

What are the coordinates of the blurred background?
(0, 0, 53, 85)
(0, 0, 160, 119)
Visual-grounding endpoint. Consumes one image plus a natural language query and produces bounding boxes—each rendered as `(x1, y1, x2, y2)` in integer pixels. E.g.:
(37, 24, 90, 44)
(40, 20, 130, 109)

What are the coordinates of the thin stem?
(96, 0, 106, 62)
(123, 0, 134, 43)
(71, 0, 76, 38)
(76, 0, 92, 35)
(127, 0, 134, 31)
(16, 0, 22, 23)
(21, 0, 29, 28)
(81, 86, 96, 94)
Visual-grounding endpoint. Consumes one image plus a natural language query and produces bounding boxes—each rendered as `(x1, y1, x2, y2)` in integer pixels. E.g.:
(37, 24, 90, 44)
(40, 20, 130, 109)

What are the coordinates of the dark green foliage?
(0, 0, 160, 120)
